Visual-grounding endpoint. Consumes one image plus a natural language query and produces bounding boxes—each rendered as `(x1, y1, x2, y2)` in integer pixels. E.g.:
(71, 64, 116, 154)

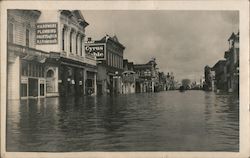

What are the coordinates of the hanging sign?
(85, 43, 106, 60)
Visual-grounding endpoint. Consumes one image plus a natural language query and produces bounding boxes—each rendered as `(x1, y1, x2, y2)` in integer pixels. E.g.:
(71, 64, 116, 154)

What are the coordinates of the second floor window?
(76, 34, 78, 54)
(8, 23, 14, 43)
(70, 31, 73, 53)
(80, 36, 83, 56)
(25, 29, 30, 47)
(62, 28, 65, 51)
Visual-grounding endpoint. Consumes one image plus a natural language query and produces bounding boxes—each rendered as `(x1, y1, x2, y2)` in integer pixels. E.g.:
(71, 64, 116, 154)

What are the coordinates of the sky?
(82, 10, 239, 82)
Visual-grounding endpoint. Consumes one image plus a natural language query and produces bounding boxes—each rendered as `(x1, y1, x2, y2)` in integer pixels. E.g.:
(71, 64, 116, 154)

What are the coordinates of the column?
(8, 56, 20, 99)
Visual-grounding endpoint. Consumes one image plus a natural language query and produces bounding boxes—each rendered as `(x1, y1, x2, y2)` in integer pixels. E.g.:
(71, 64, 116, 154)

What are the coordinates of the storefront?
(20, 60, 46, 99)
(59, 59, 85, 97)
(8, 43, 59, 99)
(58, 58, 97, 96)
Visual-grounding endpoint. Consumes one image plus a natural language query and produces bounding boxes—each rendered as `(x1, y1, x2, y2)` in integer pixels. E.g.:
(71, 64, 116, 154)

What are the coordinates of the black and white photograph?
(1, 1, 249, 158)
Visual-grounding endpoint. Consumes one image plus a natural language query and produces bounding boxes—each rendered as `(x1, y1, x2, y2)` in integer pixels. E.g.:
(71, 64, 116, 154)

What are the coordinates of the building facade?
(7, 10, 53, 99)
(133, 58, 158, 93)
(210, 31, 239, 93)
(224, 32, 239, 93)
(7, 10, 97, 100)
(203, 65, 215, 91)
(212, 60, 227, 92)
(122, 59, 136, 94)
(85, 35, 125, 95)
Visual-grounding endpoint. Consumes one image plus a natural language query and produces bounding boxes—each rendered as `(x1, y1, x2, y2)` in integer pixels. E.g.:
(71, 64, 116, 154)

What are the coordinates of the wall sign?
(85, 43, 106, 60)
(36, 23, 58, 44)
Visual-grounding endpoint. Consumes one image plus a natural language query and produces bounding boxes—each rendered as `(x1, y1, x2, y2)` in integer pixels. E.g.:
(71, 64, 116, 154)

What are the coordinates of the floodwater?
(7, 90, 239, 151)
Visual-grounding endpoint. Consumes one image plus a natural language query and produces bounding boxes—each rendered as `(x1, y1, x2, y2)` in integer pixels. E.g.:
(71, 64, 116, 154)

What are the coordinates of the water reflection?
(7, 91, 239, 151)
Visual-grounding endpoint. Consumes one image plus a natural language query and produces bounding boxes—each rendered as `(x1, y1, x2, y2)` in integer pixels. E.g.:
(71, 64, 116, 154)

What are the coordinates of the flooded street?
(7, 90, 239, 152)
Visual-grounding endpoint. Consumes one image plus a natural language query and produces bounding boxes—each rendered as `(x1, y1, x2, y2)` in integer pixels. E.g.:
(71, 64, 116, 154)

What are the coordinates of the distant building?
(85, 35, 125, 95)
(204, 65, 214, 91)
(133, 58, 158, 92)
(122, 59, 136, 94)
(158, 72, 167, 91)
(166, 72, 175, 90)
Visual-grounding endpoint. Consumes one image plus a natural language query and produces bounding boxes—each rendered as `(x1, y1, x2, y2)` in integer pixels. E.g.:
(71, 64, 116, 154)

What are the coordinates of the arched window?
(47, 69, 54, 78)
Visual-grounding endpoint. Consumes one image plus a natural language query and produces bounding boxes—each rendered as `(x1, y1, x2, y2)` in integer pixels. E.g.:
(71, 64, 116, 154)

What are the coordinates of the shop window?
(28, 78, 38, 97)
(8, 23, 14, 43)
(46, 70, 55, 93)
(21, 83, 27, 97)
(40, 84, 44, 96)
(86, 79, 93, 87)
(21, 61, 28, 76)
(26, 29, 30, 47)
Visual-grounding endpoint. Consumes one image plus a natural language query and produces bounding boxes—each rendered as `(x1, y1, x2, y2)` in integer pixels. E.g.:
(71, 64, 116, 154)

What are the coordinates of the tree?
(182, 79, 191, 89)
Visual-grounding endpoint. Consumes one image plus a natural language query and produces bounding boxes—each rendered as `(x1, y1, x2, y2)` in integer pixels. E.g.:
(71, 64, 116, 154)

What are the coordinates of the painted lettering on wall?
(36, 23, 58, 44)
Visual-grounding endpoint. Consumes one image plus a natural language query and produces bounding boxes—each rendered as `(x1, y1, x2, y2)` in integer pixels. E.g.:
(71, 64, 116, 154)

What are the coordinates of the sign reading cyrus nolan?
(36, 23, 58, 44)
(85, 43, 106, 60)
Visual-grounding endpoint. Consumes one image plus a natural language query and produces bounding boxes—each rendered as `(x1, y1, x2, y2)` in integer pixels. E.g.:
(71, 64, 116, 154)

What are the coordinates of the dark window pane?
(8, 23, 14, 43)
(40, 84, 44, 96)
(21, 84, 27, 97)
(21, 61, 28, 76)
(62, 28, 65, 51)
(26, 29, 29, 47)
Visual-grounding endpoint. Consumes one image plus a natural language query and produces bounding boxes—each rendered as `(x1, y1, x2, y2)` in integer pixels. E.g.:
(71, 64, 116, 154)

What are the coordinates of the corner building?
(85, 35, 125, 95)
(7, 10, 97, 99)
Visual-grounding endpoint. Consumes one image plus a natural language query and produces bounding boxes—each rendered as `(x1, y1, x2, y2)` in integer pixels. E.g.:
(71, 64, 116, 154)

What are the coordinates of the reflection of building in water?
(7, 10, 97, 99)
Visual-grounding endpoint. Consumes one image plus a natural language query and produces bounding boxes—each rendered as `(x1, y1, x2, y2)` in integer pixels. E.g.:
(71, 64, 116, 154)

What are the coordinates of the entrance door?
(28, 78, 38, 97)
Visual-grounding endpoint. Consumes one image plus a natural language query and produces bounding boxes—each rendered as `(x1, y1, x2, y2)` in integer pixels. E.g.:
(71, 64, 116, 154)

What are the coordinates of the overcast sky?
(82, 10, 239, 82)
